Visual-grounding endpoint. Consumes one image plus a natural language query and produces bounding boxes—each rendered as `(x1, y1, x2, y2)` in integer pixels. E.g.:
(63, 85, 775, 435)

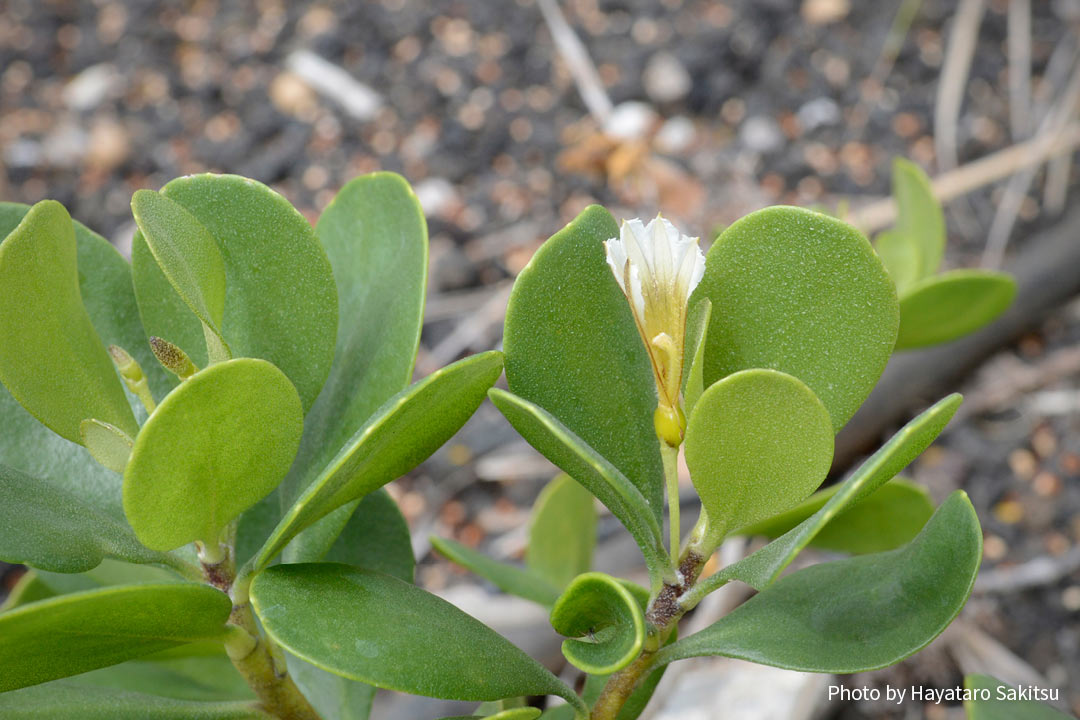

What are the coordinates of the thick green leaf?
(684, 369, 834, 538)
(286, 172, 428, 507)
(132, 174, 337, 410)
(250, 564, 581, 708)
(0, 202, 171, 401)
(253, 351, 503, 570)
(79, 419, 133, 474)
(0, 583, 231, 691)
(123, 358, 304, 551)
(285, 652, 374, 720)
(130, 189, 229, 361)
(0, 685, 268, 719)
(896, 270, 1017, 350)
(874, 229, 921, 294)
(431, 535, 560, 607)
(0, 464, 165, 572)
(528, 474, 597, 589)
(892, 157, 945, 279)
(657, 491, 981, 672)
(441, 711, 541, 720)
(964, 674, 1073, 720)
(694, 206, 898, 432)
(286, 488, 415, 583)
(0, 571, 55, 611)
(35, 558, 189, 596)
(738, 478, 934, 555)
(64, 653, 253, 702)
(488, 389, 669, 585)
(503, 205, 663, 522)
(707, 393, 961, 591)
(550, 572, 646, 675)
(681, 298, 711, 419)
(0, 200, 137, 442)
(0, 204, 166, 518)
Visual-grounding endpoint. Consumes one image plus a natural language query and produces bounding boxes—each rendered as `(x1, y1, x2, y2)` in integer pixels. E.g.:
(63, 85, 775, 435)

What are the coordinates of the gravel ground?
(2, 1, 1080, 718)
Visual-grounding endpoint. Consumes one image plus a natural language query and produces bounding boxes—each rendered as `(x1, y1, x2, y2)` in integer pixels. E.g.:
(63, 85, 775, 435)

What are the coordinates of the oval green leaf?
(737, 478, 934, 555)
(0, 685, 269, 719)
(79, 419, 133, 474)
(0, 464, 166, 573)
(684, 369, 834, 538)
(130, 189, 229, 362)
(488, 388, 669, 586)
(250, 563, 581, 708)
(704, 393, 961, 592)
(657, 491, 981, 673)
(285, 652, 374, 720)
(528, 473, 597, 590)
(0, 583, 231, 691)
(254, 351, 503, 569)
(964, 674, 1073, 720)
(503, 205, 663, 522)
(285, 488, 415, 584)
(550, 572, 646, 675)
(286, 172, 428, 507)
(132, 174, 337, 410)
(874, 229, 921, 294)
(65, 653, 253, 702)
(896, 270, 1017, 350)
(892, 157, 945, 279)
(431, 535, 560, 607)
(123, 358, 304, 551)
(441, 710, 542, 720)
(694, 206, 899, 432)
(0, 200, 137, 442)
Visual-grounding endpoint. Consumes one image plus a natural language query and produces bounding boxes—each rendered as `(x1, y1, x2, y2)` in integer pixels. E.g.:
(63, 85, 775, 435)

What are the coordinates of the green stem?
(157, 552, 204, 582)
(200, 542, 320, 720)
(660, 443, 680, 566)
(591, 541, 711, 720)
(590, 651, 659, 720)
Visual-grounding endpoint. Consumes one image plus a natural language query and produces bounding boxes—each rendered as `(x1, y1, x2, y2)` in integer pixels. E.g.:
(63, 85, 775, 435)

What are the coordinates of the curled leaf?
(549, 572, 646, 675)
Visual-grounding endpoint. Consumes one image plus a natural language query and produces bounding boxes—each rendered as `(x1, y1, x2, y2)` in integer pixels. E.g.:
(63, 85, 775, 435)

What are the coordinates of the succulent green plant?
(0, 173, 988, 720)
(0, 173, 523, 719)
(434, 206, 984, 719)
(876, 158, 1017, 349)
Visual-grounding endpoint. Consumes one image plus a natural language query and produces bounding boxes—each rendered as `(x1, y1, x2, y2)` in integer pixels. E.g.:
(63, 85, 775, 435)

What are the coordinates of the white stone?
(643, 52, 692, 104)
(63, 63, 120, 111)
(655, 116, 696, 154)
(739, 115, 783, 153)
(797, 97, 841, 132)
(604, 101, 659, 142)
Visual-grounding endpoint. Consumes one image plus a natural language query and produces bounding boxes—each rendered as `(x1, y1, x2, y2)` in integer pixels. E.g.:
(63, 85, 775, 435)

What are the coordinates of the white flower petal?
(604, 238, 628, 293)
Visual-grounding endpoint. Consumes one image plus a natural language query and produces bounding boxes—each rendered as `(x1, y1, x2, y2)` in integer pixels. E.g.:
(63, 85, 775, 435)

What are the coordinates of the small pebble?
(1009, 448, 1039, 480)
(739, 115, 783, 153)
(643, 51, 692, 104)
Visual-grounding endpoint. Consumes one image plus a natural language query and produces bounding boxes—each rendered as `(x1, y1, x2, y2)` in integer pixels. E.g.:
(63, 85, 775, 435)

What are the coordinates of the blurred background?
(2, 0, 1080, 718)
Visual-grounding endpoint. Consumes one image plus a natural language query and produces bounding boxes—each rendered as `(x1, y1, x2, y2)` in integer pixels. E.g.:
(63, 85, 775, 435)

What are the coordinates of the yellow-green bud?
(654, 404, 685, 448)
(149, 336, 198, 380)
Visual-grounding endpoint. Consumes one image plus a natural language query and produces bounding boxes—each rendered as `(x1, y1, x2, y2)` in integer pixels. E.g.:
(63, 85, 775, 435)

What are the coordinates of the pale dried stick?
(1007, 0, 1032, 140)
(846, 121, 1080, 233)
(537, 0, 613, 123)
(934, 0, 986, 173)
(982, 61, 1080, 268)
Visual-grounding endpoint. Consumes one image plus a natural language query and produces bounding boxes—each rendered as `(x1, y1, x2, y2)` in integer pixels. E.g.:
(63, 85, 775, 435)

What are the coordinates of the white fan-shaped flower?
(604, 215, 705, 444)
